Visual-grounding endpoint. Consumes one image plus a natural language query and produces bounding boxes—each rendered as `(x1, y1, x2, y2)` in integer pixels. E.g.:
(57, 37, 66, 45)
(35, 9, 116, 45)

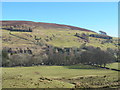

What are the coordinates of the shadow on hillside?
(64, 64, 99, 69)
(65, 64, 120, 71)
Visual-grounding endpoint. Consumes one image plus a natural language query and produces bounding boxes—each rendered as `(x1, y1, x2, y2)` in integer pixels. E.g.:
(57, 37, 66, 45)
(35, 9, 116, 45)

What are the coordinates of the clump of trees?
(45, 47, 79, 65)
(44, 46, 116, 67)
(2, 48, 10, 67)
(80, 47, 115, 67)
(99, 31, 107, 35)
(2, 49, 47, 67)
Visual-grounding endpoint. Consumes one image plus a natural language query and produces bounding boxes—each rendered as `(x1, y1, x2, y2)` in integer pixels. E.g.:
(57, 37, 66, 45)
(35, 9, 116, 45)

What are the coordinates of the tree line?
(2, 45, 118, 67)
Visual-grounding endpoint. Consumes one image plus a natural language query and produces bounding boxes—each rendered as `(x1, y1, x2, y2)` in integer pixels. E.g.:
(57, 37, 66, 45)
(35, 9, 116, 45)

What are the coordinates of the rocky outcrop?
(89, 34, 112, 39)
(6, 47, 32, 55)
(2, 25, 33, 32)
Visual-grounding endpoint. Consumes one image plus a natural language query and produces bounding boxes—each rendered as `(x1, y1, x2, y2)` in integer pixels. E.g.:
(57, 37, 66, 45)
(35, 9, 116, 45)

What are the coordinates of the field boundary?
(94, 65, 120, 72)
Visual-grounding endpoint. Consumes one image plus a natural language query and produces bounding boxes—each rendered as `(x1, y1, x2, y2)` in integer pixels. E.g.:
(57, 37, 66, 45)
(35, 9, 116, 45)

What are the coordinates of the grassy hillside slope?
(2, 27, 118, 50)
(1, 21, 118, 51)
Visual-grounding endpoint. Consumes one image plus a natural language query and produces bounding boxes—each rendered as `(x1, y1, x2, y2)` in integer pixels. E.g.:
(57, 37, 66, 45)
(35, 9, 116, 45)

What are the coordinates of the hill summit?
(1, 20, 117, 54)
(1, 20, 96, 32)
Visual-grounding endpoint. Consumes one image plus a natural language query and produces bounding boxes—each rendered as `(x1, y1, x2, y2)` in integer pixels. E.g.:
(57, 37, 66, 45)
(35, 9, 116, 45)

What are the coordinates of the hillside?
(1, 21, 119, 88)
(1, 21, 118, 51)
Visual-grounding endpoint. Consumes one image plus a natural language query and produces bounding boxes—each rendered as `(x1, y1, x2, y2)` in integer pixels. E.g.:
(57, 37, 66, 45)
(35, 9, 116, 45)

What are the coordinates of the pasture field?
(2, 63, 119, 88)
(105, 63, 120, 70)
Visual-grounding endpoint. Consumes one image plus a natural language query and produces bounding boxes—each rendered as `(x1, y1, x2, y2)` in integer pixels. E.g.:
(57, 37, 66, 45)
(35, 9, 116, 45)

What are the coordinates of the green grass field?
(2, 63, 119, 88)
(105, 63, 120, 70)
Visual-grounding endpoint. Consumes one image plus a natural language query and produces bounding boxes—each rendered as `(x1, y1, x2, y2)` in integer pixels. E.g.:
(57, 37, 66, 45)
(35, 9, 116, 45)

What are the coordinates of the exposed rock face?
(89, 34, 112, 39)
(74, 33, 89, 42)
(4, 47, 33, 55)
(2, 24, 33, 32)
